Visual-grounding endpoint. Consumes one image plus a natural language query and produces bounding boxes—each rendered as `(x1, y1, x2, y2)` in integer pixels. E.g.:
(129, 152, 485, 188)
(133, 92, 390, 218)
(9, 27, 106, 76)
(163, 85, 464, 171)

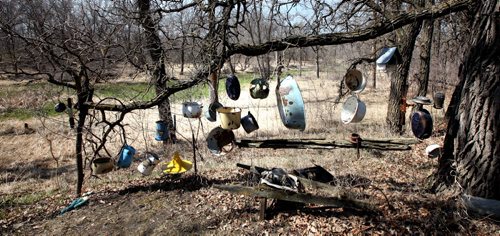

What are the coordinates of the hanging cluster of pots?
(341, 69, 367, 124)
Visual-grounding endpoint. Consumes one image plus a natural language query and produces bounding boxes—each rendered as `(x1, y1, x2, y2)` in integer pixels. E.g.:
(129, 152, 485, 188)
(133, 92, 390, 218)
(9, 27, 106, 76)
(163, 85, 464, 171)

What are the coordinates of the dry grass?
(1, 65, 497, 234)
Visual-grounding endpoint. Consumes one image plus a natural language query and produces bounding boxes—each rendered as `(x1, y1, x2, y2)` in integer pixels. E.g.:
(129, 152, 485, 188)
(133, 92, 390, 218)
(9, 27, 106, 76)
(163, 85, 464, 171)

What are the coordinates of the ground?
(1, 72, 499, 235)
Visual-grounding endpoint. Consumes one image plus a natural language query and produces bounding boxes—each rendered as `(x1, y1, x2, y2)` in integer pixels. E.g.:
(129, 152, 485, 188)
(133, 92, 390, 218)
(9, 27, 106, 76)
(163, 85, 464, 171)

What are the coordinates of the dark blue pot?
(225, 75, 240, 100)
(411, 109, 433, 139)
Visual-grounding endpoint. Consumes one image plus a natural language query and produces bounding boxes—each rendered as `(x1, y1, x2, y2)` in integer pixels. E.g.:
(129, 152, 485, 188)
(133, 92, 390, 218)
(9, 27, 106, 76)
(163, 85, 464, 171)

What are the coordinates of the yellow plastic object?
(162, 152, 193, 174)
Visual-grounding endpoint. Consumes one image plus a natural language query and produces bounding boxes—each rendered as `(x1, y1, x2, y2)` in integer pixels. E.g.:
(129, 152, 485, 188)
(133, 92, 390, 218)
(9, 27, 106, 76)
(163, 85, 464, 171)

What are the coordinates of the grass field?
(0, 66, 498, 235)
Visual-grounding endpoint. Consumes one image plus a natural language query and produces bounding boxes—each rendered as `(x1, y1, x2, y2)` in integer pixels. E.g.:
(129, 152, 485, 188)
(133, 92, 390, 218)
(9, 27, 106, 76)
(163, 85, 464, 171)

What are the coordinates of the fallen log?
(462, 194, 500, 220)
(213, 184, 375, 212)
(236, 137, 419, 150)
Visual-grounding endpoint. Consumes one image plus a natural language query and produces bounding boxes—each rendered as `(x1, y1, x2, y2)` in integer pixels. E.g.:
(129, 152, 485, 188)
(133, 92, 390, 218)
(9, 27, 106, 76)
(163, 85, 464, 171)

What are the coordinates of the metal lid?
(412, 96, 432, 105)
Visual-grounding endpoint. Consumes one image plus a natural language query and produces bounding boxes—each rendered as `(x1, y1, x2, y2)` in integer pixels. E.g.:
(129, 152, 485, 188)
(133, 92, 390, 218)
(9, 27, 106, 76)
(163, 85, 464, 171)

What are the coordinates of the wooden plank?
(236, 163, 356, 197)
(236, 138, 416, 150)
(214, 184, 374, 211)
(259, 198, 267, 220)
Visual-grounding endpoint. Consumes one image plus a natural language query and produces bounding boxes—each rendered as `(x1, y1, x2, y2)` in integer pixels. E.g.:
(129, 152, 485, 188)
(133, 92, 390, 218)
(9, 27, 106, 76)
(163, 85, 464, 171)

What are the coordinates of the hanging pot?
(276, 75, 306, 131)
(204, 101, 223, 122)
(341, 96, 366, 124)
(241, 111, 259, 133)
(344, 69, 366, 93)
(92, 157, 114, 175)
(411, 108, 433, 139)
(217, 107, 241, 130)
(117, 145, 136, 168)
(225, 75, 241, 100)
(206, 127, 235, 155)
(425, 144, 442, 158)
(137, 152, 160, 176)
(250, 78, 270, 99)
(54, 102, 66, 113)
(155, 120, 169, 141)
(182, 102, 203, 118)
(433, 92, 445, 109)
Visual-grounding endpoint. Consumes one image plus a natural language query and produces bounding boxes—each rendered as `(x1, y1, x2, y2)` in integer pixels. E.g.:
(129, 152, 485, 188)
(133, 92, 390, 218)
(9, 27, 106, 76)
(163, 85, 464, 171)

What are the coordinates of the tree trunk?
(386, 20, 423, 134)
(74, 77, 93, 196)
(432, 1, 500, 200)
(138, 0, 176, 142)
(372, 40, 377, 89)
(75, 100, 88, 196)
(315, 46, 320, 79)
(180, 38, 186, 75)
(416, 0, 435, 97)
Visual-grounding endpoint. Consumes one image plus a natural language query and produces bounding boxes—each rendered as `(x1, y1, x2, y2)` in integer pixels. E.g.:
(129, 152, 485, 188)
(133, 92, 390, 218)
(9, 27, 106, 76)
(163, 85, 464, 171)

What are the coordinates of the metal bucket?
(92, 157, 114, 175)
(433, 92, 445, 109)
(276, 75, 306, 131)
(155, 120, 169, 141)
(182, 102, 202, 118)
(250, 78, 270, 99)
(341, 96, 366, 124)
(117, 145, 136, 168)
(241, 111, 259, 133)
(344, 69, 366, 93)
(217, 107, 241, 130)
(206, 127, 235, 155)
(137, 152, 160, 176)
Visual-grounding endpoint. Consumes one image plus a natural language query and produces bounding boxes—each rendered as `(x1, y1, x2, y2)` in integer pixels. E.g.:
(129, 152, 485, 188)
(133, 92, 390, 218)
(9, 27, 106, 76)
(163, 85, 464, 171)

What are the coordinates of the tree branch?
(227, 0, 472, 57)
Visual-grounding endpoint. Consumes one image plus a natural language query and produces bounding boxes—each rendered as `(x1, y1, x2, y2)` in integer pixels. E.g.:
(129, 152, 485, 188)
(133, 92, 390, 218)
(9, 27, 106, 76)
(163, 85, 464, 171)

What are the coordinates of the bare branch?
(227, 0, 472, 56)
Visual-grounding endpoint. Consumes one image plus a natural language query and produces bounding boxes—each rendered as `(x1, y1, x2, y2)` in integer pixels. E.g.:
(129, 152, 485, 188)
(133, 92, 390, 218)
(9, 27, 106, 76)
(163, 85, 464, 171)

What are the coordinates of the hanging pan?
(250, 78, 270, 99)
(226, 74, 241, 100)
(411, 108, 433, 139)
(206, 127, 235, 155)
(204, 101, 223, 122)
(344, 69, 366, 93)
(341, 95, 366, 124)
(276, 75, 306, 131)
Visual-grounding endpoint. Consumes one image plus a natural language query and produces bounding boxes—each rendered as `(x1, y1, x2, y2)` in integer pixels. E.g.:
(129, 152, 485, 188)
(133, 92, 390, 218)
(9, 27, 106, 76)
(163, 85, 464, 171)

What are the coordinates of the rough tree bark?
(386, 9, 423, 134)
(416, 0, 435, 97)
(432, 1, 500, 200)
(137, 0, 176, 141)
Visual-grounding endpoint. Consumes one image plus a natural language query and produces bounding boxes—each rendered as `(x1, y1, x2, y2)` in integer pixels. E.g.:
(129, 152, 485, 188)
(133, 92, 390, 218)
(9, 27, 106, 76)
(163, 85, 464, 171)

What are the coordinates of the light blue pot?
(276, 75, 306, 131)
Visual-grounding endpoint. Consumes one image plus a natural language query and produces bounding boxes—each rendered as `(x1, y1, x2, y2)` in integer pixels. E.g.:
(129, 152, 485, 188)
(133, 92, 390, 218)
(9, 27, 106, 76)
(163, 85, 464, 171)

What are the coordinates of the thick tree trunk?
(416, 0, 435, 97)
(386, 21, 422, 134)
(432, 1, 500, 200)
(138, 0, 176, 141)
